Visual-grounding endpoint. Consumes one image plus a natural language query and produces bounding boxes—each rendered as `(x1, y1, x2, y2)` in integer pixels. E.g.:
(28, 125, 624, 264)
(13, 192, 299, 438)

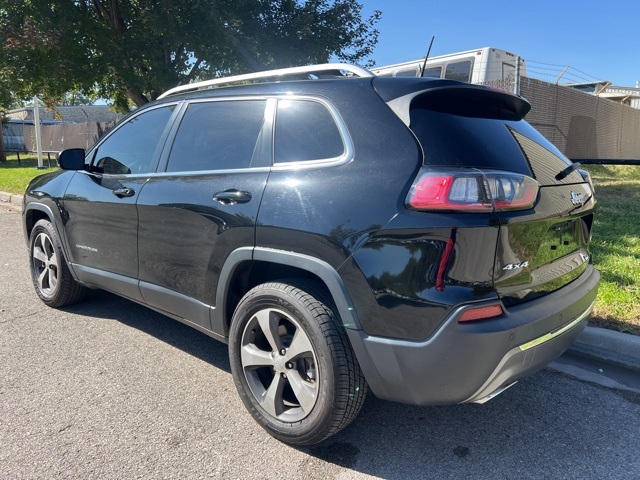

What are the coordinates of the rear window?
(409, 108, 579, 184)
(409, 108, 533, 176)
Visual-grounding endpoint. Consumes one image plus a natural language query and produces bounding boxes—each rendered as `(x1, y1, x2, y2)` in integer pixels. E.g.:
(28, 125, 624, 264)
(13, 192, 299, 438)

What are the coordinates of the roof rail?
(157, 63, 374, 99)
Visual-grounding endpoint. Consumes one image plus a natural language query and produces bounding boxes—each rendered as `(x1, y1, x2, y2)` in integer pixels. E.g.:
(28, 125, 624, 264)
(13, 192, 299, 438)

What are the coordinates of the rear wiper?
(556, 162, 581, 181)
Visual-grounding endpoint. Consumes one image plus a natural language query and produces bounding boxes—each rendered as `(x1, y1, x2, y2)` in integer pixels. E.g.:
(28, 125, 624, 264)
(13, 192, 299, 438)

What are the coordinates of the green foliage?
(0, 1, 380, 112)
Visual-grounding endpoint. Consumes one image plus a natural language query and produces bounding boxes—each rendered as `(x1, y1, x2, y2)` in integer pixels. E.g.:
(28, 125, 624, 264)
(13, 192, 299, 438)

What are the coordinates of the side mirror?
(57, 148, 86, 171)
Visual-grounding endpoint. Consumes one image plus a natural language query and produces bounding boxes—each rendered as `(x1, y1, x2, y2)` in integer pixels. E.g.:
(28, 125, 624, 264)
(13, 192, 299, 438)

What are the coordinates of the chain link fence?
(3, 106, 124, 156)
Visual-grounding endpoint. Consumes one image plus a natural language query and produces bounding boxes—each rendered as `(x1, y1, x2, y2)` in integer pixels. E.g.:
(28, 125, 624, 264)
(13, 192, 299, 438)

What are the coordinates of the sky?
(360, 0, 638, 87)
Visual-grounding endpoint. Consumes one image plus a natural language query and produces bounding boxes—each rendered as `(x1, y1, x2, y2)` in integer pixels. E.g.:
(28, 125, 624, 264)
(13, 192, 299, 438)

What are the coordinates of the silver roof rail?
(157, 63, 374, 99)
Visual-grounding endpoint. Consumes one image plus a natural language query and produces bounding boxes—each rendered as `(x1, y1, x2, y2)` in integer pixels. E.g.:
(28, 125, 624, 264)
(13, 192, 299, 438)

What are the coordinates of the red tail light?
(406, 168, 539, 212)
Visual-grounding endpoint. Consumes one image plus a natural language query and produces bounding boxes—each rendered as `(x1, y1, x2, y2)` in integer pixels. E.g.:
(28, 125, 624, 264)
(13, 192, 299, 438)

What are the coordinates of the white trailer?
(372, 47, 526, 85)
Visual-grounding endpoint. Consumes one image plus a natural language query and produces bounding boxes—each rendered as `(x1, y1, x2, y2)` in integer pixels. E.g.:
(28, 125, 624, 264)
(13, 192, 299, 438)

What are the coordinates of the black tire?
(228, 279, 367, 445)
(29, 219, 87, 308)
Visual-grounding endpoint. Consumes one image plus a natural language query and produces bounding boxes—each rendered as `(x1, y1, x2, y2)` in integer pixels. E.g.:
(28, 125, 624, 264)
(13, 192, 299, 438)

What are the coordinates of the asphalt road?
(1, 203, 639, 479)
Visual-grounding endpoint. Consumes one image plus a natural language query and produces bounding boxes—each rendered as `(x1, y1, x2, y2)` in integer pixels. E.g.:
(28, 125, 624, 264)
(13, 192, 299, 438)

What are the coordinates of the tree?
(0, 1, 380, 112)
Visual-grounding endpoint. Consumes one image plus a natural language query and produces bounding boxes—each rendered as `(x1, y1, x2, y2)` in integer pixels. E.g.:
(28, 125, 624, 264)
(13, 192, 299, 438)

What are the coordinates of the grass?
(0, 153, 58, 194)
(583, 165, 640, 335)
(1, 154, 639, 334)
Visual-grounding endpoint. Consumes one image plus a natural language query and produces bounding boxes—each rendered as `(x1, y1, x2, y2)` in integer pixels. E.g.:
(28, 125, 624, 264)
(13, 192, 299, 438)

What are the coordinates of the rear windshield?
(409, 109, 533, 175)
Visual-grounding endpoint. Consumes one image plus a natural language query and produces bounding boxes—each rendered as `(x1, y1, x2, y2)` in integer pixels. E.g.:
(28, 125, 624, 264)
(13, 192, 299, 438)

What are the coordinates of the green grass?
(1, 154, 639, 334)
(583, 165, 640, 335)
(0, 154, 58, 194)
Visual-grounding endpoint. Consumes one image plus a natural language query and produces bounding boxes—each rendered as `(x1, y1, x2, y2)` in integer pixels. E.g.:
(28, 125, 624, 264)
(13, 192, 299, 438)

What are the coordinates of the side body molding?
(211, 247, 362, 338)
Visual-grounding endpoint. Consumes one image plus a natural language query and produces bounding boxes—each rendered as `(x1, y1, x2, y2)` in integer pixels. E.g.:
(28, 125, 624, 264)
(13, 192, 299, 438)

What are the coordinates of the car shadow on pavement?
(61, 289, 231, 372)
(302, 371, 640, 479)
(60, 290, 640, 479)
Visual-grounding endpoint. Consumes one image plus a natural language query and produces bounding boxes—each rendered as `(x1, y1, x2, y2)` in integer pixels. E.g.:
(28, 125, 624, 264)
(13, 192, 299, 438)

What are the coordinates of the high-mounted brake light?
(406, 168, 539, 213)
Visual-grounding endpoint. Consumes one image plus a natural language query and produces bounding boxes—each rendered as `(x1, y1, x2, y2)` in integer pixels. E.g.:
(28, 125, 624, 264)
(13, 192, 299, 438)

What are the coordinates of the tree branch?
(183, 58, 203, 84)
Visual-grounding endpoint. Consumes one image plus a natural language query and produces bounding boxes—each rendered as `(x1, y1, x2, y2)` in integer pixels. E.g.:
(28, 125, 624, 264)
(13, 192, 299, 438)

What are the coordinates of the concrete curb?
(570, 325, 640, 371)
(0, 191, 24, 207)
(1, 190, 638, 373)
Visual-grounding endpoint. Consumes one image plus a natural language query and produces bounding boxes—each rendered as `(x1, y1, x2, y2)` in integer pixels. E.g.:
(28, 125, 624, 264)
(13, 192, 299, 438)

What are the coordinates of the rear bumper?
(347, 265, 599, 405)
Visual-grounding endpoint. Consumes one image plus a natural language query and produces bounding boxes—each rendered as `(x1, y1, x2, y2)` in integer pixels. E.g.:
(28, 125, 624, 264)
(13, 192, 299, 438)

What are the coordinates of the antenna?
(420, 36, 436, 77)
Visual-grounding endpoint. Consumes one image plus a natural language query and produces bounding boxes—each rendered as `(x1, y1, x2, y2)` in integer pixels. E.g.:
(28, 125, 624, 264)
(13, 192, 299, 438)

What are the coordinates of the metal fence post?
(514, 56, 521, 95)
(33, 97, 45, 169)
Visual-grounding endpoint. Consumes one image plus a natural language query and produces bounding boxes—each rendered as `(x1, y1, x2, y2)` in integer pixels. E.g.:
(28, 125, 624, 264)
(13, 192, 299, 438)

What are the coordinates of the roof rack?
(157, 63, 374, 99)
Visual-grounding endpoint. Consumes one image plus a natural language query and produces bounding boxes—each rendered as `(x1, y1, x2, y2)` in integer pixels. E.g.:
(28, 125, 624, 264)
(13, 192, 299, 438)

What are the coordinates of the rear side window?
(409, 108, 533, 176)
(444, 60, 474, 83)
(274, 100, 344, 164)
(166, 100, 266, 172)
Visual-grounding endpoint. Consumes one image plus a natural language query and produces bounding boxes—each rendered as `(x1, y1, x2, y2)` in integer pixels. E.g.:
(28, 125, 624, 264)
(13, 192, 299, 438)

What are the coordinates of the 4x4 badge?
(570, 191, 585, 207)
(503, 261, 529, 271)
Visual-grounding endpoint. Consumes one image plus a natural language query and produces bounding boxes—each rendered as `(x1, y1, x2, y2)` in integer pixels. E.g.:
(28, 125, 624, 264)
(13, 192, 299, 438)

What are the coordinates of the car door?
(135, 98, 272, 331)
(63, 104, 179, 302)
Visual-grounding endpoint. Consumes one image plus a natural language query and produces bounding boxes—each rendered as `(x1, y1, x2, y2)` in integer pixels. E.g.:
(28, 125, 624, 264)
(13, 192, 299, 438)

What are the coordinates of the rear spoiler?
(374, 78, 531, 127)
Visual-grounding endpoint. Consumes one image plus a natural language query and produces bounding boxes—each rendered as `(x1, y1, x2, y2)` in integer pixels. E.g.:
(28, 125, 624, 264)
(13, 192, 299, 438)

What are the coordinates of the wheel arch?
(23, 203, 55, 241)
(24, 202, 78, 280)
(212, 247, 362, 338)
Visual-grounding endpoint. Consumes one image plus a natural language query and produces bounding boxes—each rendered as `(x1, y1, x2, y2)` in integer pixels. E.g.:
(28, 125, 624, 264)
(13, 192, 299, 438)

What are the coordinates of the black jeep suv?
(23, 64, 599, 445)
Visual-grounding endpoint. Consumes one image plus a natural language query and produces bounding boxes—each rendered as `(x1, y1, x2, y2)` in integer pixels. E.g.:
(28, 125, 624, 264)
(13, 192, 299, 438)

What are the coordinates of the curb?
(1, 191, 638, 372)
(0, 191, 24, 207)
(569, 325, 640, 371)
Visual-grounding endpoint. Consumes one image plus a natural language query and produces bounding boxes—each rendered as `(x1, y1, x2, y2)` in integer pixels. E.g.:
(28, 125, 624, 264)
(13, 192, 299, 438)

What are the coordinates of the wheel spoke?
(255, 309, 281, 353)
(241, 343, 274, 369)
(261, 372, 285, 417)
(38, 268, 48, 290)
(284, 328, 314, 362)
(38, 234, 50, 259)
(49, 268, 58, 289)
(287, 370, 317, 414)
(33, 247, 47, 263)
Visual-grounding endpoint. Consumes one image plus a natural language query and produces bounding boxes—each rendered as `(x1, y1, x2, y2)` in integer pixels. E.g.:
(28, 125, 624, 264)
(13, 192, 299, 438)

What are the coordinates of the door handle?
(112, 187, 135, 198)
(213, 190, 252, 205)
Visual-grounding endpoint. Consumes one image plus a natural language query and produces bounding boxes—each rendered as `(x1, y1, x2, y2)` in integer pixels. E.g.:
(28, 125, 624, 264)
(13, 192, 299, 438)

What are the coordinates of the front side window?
(274, 100, 344, 164)
(444, 60, 474, 83)
(91, 106, 175, 175)
(166, 100, 266, 172)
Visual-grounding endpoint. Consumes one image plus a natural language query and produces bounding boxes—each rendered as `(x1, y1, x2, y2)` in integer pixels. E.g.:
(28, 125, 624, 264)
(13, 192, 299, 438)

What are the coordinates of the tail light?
(406, 168, 539, 212)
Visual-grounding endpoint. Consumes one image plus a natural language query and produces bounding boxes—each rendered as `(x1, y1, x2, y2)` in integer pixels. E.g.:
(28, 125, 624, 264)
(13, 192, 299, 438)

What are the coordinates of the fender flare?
(212, 246, 362, 337)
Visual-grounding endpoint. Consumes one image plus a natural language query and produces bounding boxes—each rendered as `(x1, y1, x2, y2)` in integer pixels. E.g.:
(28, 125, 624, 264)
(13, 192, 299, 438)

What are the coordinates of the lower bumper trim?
(519, 300, 596, 352)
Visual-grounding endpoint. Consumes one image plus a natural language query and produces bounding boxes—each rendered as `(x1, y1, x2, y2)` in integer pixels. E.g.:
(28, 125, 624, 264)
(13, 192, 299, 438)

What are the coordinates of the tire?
(228, 279, 367, 445)
(29, 219, 87, 308)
